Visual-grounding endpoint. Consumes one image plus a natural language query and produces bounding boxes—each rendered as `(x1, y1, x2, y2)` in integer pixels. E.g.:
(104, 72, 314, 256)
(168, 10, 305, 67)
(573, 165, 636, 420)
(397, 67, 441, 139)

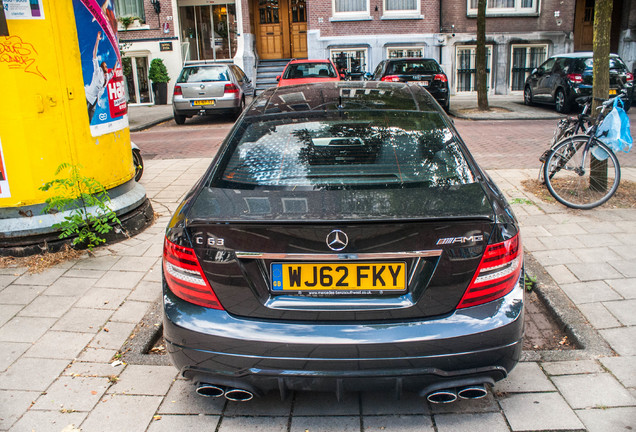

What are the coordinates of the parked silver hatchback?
(172, 62, 254, 125)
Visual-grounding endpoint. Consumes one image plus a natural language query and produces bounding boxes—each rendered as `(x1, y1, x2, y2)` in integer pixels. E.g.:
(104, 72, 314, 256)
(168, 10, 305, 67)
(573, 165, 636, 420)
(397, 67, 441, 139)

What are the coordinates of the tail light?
(457, 234, 522, 309)
(434, 74, 448, 82)
(567, 73, 583, 83)
(173, 85, 182, 96)
(381, 75, 401, 82)
(224, 83, 239, 94)
(163, 238, 223, 309)
(626, 72, 634, 82)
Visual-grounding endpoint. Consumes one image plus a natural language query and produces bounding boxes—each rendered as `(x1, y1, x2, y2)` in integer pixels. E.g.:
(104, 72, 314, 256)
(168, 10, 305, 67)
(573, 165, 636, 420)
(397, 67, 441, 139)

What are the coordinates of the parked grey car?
(172, 63, 254, 125)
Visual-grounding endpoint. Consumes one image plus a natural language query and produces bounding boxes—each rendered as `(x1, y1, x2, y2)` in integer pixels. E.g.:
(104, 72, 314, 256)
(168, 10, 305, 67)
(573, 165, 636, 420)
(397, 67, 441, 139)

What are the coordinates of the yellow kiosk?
(0, 1, 151, 255)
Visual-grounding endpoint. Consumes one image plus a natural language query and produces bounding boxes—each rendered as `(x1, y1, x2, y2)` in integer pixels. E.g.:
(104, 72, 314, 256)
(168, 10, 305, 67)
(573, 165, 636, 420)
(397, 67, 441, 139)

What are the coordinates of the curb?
(130, 116, 173, 132)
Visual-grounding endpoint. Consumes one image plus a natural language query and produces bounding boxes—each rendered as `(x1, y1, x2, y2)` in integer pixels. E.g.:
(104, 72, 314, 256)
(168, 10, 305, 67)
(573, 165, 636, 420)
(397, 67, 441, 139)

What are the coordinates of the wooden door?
(573, 0, 593, 51)
(256, 0, 284, 59)
(289, 0, 307, 59)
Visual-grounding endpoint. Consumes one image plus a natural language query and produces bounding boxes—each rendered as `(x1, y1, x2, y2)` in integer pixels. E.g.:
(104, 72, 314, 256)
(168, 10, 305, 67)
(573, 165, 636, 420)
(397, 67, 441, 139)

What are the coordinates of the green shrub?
(148, 58, 170, 83)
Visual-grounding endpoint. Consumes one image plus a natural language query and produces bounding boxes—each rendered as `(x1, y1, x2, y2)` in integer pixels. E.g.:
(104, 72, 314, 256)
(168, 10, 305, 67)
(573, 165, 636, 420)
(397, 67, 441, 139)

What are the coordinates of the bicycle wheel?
(544, 136, 620, 209)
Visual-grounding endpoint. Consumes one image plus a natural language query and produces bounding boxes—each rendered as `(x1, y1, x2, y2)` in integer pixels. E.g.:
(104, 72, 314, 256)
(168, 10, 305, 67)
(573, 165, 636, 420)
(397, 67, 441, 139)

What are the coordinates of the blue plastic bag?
(595, 97, 633, 155)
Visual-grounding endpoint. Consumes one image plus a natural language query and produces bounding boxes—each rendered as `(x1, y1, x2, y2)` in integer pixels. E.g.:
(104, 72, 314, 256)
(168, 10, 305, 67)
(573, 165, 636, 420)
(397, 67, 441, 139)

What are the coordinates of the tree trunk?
(476, 0, 489, 110)
(591, 0, 613, 191)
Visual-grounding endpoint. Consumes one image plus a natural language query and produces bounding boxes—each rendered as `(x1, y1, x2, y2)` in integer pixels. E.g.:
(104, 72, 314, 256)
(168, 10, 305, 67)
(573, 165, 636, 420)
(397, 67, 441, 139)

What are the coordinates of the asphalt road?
(131, 110, 636, 170)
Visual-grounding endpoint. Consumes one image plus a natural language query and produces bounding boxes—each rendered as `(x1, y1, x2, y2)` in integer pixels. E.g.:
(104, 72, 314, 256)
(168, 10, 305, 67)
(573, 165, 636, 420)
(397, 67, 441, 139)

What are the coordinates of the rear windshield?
(387, 61, 442, 75)
(178, 66, 229, 83)
(571, 57, 628, 73)
(283, 62, 338, 79)
(210, 111, 476, 190)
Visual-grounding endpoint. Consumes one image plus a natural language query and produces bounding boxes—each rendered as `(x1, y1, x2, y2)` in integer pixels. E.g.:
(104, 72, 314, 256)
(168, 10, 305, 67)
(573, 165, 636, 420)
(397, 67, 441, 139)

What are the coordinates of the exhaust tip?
(457, 385, 488, 400)
(225, 388, 254, 402)
(195, 384, 225, 398)
(426, 389, 458, 404)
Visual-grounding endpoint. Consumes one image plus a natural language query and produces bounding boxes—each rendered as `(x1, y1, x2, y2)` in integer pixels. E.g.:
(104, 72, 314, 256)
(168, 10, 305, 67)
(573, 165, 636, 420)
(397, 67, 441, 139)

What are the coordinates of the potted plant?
(148, 58, 170, 105)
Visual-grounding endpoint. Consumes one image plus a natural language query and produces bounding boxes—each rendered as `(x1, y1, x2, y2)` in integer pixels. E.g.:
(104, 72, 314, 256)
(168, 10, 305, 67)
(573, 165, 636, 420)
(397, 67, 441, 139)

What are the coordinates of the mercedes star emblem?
(326, 230, 348, 251)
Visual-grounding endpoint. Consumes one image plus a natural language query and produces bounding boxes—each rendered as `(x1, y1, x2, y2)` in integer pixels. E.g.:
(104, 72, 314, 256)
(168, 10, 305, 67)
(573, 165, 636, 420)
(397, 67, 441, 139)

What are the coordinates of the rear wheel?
(555, 89, 571, 113)
(544, 136, 620, 209)
(523, 86, 534, 106)
(235, 97, 246, 119)
(174, 113, 186, 125)
(132, 149, 143, 182)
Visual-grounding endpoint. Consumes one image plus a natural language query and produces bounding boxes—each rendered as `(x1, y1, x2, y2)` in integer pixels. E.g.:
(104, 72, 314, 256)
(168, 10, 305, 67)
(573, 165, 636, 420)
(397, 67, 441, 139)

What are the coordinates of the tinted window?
(211, 112, 475, 190)
(178, 67, 229, 83)
(571, 57, 628, 73)
(538, 58, 556, 73)
(386, 60, 441, 75)
(283, 62, 337, 79)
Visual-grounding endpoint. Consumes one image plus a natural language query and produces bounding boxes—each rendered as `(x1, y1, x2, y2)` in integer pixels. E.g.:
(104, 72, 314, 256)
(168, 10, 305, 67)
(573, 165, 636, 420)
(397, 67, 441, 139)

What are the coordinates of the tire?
(235, 97, 246, 119)
(132, 148, 143, 182)
(523, 86, 534, 106)
(543, 136, 620, 209)
(174, 113, 186, 125)
(554, 89, 571, 113)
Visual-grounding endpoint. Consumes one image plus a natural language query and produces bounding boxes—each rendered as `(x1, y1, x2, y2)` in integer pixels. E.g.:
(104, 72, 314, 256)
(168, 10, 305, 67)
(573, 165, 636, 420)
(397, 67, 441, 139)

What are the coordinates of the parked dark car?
(163, 81, 524, 404)
(172, 62, 254, 125)
(524, 52, 634, 113)
(372, 58, 450, 111)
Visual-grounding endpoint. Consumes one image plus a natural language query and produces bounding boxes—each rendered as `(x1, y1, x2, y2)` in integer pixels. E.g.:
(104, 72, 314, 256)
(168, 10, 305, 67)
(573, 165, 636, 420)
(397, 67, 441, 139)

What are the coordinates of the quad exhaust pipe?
(426, 383, 488, 404)
(195, 383, 254, 402)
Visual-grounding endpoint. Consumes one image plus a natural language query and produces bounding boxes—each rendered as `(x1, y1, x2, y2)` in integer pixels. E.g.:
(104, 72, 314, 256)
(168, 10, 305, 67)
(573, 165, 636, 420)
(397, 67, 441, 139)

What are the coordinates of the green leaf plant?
(39, 163, 122, 250)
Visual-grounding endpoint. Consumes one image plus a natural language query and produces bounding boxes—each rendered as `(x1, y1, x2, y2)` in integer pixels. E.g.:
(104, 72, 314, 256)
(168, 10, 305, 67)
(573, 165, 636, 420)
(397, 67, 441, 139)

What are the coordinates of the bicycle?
(542, 93, 624, 209)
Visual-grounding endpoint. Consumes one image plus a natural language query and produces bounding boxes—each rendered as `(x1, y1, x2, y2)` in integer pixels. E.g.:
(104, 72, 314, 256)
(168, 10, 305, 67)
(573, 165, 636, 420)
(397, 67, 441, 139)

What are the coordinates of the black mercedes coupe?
(163, 81, 524, 404)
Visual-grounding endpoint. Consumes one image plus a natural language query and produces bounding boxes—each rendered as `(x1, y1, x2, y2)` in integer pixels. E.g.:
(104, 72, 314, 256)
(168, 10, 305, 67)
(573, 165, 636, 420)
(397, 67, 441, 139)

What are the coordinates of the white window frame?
(115, 0, 146, 21)
(509, 43, 548, 93)
(386, 46, 425, 58)
(466, 0, 539, 17)
(382, 0, 421, 18)
(455, 45, 493, 94)
(329, 47, 369, 74)
(331, 0, 371, 21)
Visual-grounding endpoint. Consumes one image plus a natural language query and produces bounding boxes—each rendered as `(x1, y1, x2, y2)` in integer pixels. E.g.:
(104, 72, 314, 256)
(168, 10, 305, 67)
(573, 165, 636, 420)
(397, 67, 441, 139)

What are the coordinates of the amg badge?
(436, 235, 484, 245)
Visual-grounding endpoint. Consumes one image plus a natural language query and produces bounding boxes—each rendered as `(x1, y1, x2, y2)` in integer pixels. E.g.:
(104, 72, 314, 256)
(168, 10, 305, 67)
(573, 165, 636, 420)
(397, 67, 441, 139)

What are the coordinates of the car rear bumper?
(163, 274, 524, 396)
(173, 95, 240, 116)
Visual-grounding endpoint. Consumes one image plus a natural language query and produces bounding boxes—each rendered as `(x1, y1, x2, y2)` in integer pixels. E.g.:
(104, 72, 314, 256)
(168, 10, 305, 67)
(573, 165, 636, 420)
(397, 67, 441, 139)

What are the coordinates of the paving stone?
(293, 391, 360, 415)
(224, 390, 292, 416)
(599, 356, 636, 388)
(361, 391, 430, 415)
(109, 300, 152, 323)
(18, 295, 77, 318)
(114, 242, 153, 257)
(434, 412, 509, 432)
(499, 392, 584, 431)
(610, 260, 636, 278)
(578, 302, 622, 329)
(32, 376, 110, 411)
(220, 416, 288, 432)
(609, 244, 636, 260)
(575, 407, 636, 432)
(0, 358, 68, 391)
(13, 268, 66, 286)
(7, 409, 87, 432)
(0, 284, 43, 305)
(540, 360, 603, 376)
(0, 389, 41, 430)
(146, 414, 221, 431)
(544, 265, 578, 284)
(493, 362, 554, 393)
(74, 287, 129, 310)
(52, 308, 113, 333)
(290, 416, 360, 432)
(600, 327, 636, 356)
(71, 255, 120, 271)
(111, 256, 159, 272)
(0, 267, 26, 276)
(520, 237, 546, 252)
(76, 347, 118, 363)
(363, 415, 434, 432)
(158, 379, 225, 415)
(94, 270, 145, 289)
(127, 280, 162, 302)
(539, 235, 585, 251)
(64, 361, 125, 378)
(579, 233, 624, 248)
(80, 394, 162, 432)
(0, 316, 56, 343)
(142, 263, 163, 282)
(63, 269, 106, 279)
(89, 321, 136, 350)
(44, 277, 95, 297)
(542, 223, 587, 236)
(0, 274, 18, 289)
(0, 304, 21, 328)
(605, 278, 636, 299)
(552, 373, 634, 409)
(566, 262, 624, 282)
(108, 364, 176, 396)
(571, 246, 623, 263)
(24, 331, 93, 360)
(603, 299, 636, 326)
(532, 249, 580, 266)
(0, 342, 30, 372)
(559, 281, 621, 305)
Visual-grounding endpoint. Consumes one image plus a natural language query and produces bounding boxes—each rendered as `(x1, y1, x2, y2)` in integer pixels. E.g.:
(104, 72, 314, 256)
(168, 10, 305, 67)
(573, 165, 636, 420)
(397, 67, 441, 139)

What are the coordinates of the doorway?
(179, 3, 238, 62)
(252, 0, 307, 60)
(123, 55, 152, 105)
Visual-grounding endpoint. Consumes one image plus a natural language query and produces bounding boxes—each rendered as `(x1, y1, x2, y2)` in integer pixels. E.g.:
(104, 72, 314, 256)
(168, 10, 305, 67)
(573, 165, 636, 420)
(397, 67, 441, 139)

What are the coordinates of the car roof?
(551, 52, 620, 59)
(287, 59, 333, 64)
(386, 58, 440, 63)
(246, 82, 438, 116)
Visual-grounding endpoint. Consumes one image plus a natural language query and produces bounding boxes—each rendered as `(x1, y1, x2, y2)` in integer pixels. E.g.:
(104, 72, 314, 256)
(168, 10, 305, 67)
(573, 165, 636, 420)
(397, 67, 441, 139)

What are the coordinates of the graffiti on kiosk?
(0, 36, 46, 80)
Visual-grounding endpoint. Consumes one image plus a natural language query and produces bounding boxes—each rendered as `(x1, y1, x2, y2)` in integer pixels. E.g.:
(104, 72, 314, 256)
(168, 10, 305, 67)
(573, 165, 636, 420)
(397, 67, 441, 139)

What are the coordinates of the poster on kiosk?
(73, 0, 128, 137)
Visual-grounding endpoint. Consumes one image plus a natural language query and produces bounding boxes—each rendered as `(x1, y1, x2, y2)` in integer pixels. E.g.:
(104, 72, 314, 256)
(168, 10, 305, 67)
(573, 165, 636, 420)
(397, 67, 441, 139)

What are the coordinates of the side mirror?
(276, 75, 280, 82)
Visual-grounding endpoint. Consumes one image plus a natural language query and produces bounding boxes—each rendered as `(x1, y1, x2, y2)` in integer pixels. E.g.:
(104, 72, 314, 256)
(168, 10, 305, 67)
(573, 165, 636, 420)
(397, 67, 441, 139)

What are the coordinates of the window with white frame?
(384, 0, 420, 16)
(510, 44, 547, 91)
(456, 45, 492, 93)
(332, 0, 369, 17)
(115, 0, 145, 21)
(467, 0, 537, 16)
(387, 46, 425, 58)
(330, 48, 368, 79)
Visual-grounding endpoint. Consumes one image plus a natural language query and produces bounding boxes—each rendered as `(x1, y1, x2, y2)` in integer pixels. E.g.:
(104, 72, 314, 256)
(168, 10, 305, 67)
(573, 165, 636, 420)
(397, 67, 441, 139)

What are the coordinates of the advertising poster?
(3, 0, 45, 20)
(0, 138, 10, 198)
(72, 0, 127, 137)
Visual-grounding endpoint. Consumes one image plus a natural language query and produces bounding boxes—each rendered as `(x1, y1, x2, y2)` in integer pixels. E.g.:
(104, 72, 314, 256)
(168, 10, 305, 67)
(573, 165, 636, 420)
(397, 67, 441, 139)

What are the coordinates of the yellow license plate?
(193, 100, 215, 106)
(609, 89, 617, 95)
(271, 262, 406, 294)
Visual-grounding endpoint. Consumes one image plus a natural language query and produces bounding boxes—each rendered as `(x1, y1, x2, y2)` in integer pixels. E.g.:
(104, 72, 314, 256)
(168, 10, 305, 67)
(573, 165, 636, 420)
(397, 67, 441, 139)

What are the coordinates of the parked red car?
(277, 59, 341, 86)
